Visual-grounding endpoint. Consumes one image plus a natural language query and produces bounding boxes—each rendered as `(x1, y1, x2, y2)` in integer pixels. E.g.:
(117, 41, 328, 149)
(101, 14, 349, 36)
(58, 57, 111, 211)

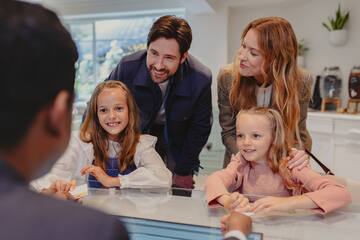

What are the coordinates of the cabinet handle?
(349, 129, 360, 136)
(335, 140, 360, 146)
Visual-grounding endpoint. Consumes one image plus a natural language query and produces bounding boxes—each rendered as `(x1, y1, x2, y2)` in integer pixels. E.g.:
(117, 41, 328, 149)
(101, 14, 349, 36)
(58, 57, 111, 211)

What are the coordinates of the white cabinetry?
(307, 112, 360, 180)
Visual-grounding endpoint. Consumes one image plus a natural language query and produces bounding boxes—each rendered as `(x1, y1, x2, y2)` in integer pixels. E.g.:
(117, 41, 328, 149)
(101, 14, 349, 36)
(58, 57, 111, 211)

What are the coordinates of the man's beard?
(148, 65, 171, 83)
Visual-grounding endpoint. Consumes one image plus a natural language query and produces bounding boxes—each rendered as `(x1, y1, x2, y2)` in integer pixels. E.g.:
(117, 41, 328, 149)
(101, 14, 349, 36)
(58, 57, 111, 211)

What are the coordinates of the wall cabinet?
(307, 112, 360, 180)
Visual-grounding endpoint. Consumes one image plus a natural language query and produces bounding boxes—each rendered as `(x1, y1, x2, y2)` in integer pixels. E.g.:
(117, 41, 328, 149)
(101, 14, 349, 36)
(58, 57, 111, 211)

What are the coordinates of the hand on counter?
(41, 179, 78, 201)
(221, 212, 252, 235)
(251, 195, 316, 214)
(218, 192, 250, 212)
(81, 165, 120, 188)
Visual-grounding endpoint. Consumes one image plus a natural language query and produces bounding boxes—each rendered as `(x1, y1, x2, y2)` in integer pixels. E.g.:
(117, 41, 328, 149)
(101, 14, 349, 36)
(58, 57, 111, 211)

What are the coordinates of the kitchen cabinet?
(307, 111, 360, 180)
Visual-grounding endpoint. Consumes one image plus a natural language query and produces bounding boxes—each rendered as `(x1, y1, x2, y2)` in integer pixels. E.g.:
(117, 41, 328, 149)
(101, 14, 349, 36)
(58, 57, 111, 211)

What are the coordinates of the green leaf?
(336, 4, 341, 20)
(335, 15, 342, 29)
(341, 12, 350, 28)
(322, 22, 331, 31)
(323, 4, 350, 31)
(330, 17, 336, 29)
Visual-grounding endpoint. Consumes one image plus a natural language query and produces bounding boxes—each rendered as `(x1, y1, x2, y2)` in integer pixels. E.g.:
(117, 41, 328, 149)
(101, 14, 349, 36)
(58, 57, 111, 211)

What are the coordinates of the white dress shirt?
(31, 131, 172, 190)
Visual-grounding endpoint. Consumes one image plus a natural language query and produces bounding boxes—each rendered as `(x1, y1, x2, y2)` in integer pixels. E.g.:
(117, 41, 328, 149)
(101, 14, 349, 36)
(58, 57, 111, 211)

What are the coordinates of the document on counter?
(69, 184, 88, 198)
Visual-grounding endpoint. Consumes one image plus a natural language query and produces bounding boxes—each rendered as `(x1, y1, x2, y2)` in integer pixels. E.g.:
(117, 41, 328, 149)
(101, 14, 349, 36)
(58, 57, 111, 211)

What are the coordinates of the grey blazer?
(217, 65, 313, 167)
(0, 160, 129, 240)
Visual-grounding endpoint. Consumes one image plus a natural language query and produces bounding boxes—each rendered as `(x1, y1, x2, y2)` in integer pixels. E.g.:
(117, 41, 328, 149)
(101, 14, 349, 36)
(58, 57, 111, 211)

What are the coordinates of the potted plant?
(322, 4, 350, 46)
(297, 39, 309, 68)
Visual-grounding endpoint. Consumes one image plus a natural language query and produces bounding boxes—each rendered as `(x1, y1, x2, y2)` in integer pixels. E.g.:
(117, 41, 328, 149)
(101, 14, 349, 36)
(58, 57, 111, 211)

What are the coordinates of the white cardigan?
(31, 131, 172, 190)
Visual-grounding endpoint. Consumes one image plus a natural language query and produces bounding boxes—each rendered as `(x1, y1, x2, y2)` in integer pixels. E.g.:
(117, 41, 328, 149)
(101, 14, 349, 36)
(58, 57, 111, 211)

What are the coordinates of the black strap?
(305, 149, 334, 175)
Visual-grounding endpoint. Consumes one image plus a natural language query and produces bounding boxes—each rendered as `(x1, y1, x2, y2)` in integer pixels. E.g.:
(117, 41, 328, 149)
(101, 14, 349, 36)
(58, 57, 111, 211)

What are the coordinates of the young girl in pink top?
(205, 107, 351, 214)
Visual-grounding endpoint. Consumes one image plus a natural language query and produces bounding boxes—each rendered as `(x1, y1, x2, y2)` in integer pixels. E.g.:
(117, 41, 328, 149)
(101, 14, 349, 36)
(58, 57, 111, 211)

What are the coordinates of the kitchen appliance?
(348, 65, 360, 99)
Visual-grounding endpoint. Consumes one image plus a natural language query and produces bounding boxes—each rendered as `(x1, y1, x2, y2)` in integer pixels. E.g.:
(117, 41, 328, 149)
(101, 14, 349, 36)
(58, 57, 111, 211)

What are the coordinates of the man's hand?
(221, 212, 252, 235)
(80, 165, 120, 188)
(172, 174, 194, 189)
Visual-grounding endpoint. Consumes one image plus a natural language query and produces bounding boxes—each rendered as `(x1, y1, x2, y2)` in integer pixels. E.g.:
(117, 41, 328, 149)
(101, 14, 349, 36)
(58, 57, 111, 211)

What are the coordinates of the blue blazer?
(108, 50, 212, 175)
(0, 160, 129, 240)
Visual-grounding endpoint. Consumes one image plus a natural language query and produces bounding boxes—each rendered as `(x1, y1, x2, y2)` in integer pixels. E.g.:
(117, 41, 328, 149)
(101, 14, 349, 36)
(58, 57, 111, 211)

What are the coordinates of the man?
(0, 1, 128, 239)
(222, 212, 253, 240)
(108, 15, 212, 189)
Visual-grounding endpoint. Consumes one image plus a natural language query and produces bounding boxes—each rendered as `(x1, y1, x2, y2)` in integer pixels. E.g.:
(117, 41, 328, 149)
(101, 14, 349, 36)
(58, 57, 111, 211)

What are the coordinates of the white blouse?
(31, 131, 172, 190)
(255, 84, 272, 107)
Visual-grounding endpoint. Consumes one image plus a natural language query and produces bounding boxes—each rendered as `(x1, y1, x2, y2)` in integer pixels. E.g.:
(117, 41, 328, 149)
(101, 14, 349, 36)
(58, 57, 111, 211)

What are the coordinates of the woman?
(218, 17, 312, 167)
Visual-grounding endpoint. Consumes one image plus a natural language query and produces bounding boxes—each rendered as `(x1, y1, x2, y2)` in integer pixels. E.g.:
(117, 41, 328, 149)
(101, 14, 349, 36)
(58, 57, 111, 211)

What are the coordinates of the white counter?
(308, 111, 360, 120)
(83, 188, 224, 228)
(82, 187, 360, 240)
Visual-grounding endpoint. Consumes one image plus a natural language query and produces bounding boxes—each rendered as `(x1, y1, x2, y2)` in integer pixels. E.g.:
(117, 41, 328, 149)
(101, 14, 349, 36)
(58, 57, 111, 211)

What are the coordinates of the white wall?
(228, 0, 360, 107)
(186, 4, 228, 105)
(45, 0, 229, 153)
(36, 0, 360, 170)
(41, 0, 360, 107)
(44, 0, 227, 105)
(186, 5, 229, 152)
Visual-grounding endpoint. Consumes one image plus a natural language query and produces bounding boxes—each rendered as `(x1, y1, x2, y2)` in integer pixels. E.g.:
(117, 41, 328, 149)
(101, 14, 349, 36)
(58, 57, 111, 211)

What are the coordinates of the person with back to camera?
(0, 1, 128, 239)
(32, 81, 172, 191)
(107, 15, 213, 189)
(218, 17, 312, 169)
(0, 2, 267, 240)
(205, 107, 351, 215)
(222, 212, 252, 240)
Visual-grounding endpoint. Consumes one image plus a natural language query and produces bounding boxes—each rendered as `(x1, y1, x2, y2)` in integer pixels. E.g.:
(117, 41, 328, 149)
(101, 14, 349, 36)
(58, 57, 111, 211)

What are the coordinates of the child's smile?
(236, 113, 273, 164)
(97, 88, 129, 141)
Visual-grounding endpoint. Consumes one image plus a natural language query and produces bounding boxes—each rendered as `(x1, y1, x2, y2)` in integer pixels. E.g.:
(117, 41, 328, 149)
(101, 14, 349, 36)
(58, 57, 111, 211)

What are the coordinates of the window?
(64, 11, 184, 128)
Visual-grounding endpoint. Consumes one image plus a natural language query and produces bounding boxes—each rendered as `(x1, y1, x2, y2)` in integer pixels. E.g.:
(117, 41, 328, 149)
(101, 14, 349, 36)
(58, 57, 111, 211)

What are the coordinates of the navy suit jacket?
(108, 50, 212, 175)
(0, 160, 129, 240)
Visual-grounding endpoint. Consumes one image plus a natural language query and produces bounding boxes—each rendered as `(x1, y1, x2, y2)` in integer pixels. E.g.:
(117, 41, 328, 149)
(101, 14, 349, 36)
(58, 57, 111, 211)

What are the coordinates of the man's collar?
(0, 159, 27, 184)
(172, 63, 191, 97)
(133, 60, 151, 87)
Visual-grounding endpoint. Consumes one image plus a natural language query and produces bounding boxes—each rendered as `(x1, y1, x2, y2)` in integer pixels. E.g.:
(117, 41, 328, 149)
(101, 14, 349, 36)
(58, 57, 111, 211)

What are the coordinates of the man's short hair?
(147, 15, 192, 55)
(0, 1, 78, 150)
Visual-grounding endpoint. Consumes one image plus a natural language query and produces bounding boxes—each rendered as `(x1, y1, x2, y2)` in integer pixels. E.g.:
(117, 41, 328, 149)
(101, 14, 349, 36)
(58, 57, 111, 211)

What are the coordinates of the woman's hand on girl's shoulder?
(287, 148, 309, 170)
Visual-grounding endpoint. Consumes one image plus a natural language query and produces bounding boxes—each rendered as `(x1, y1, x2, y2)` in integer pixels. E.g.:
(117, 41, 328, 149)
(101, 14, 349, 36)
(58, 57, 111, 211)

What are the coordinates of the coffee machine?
(347, 66, 360, 113)
(349, 66, 360, 99)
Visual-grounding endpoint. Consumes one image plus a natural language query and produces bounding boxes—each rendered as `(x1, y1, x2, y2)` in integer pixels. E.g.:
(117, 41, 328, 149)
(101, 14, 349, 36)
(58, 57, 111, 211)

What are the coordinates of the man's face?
(146, 37, 187, 84)
(33, 92, 73, 180)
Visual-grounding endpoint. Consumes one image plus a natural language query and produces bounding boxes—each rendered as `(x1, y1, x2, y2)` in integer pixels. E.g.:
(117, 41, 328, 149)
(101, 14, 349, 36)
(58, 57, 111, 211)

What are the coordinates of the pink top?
(205, 153, 352, 214)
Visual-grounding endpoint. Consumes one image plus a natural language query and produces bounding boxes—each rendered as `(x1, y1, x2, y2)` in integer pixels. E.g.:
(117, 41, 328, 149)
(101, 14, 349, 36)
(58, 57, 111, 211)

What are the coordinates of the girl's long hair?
(230, 17, 310, 148)
(237, 107, 301, 192)
(80, 80, 140, 172)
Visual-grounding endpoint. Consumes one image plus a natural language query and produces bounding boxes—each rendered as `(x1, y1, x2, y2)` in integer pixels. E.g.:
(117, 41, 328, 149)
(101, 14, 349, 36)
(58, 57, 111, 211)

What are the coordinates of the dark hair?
(147, 15, 192, 55)
(0, 1, 78, 150)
